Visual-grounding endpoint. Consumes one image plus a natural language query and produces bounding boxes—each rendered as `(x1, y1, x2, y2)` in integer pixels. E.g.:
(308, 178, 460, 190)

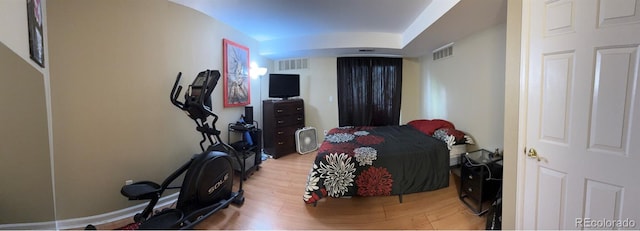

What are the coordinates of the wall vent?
(276, 58, 309, 71)
(432, 43, 454, 61)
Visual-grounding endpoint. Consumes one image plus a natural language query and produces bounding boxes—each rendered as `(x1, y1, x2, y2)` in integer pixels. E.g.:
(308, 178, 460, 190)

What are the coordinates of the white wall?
(265, 58, 339, 141)
(0, 0, 50, 71)
(269, 57, 423, 141)
(421, 23, 506, 150)
(0, 0, 31, 64)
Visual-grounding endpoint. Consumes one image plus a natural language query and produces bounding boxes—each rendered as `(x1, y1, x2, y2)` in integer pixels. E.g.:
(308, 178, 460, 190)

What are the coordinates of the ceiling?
(170, 0, 507, 60)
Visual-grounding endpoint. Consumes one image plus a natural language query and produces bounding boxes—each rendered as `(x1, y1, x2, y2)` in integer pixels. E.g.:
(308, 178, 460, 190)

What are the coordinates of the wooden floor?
(98, 151, 487, 230)
(196, 152, 486, 230)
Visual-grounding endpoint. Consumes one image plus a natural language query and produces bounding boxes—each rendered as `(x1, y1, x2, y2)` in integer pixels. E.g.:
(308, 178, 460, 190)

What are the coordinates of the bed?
(303, 121, 460, 205)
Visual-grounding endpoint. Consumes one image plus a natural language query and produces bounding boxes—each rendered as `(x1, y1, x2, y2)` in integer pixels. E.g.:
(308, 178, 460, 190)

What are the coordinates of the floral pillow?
(433, 128, 467, 144)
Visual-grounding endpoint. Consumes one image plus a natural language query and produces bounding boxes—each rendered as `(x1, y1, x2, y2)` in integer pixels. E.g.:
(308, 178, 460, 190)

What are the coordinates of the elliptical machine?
(118, 70, 244, 229)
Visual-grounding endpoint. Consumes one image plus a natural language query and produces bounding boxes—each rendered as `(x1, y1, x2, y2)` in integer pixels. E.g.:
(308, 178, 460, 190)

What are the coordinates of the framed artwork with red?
(222, 39, 250, 107)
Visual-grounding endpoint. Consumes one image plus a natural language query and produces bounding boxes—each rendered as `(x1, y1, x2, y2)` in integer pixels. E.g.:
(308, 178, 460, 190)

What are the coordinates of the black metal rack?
(227, 122, 262, 180)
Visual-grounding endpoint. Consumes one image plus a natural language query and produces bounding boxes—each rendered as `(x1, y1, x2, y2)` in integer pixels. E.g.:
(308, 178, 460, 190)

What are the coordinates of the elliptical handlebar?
(170, 72, 185, 110)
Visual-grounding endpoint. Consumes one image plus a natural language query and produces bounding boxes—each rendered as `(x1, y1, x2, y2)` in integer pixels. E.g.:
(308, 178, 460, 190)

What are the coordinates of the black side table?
(459, 149, 503, 215)
(228, 122, 262, 180)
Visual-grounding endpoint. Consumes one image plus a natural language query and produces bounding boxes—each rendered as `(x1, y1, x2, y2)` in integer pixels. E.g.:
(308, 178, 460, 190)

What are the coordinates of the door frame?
(503, 0, 531, 229)
(516, 0, 530, 228)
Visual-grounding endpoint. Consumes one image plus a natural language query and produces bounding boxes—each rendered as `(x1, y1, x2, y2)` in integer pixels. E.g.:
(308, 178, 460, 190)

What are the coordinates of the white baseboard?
(0, 220, 57, 230)
(0, 193, 178, 230)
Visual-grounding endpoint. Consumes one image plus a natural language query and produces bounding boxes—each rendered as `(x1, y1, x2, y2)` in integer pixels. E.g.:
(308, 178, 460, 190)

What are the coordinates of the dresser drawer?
(271, 126, 302, 155)
(274, 114, 305, 127)
(462, 175, 482, 191)
(273, 126, 300, 138)
(463, 172, 483, 188)
(462, 179, 480, 200)
(273, 137, 296, 155)
(273, 102, 304, 116)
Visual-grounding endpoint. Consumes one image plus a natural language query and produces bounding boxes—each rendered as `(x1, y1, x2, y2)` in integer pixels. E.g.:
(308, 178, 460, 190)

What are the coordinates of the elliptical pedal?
(120, 181, 161, 200)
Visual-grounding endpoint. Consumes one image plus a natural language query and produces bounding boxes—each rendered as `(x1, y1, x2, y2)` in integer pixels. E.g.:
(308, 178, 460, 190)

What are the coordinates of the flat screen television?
(268, 73, 300, 100)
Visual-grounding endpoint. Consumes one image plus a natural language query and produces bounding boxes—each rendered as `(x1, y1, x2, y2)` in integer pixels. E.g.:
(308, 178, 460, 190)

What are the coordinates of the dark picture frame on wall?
(27, 0, 45, 68)
(222, 39, 250, 107)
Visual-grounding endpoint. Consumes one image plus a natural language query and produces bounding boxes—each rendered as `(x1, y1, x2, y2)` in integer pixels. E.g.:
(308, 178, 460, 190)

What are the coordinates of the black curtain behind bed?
(337, 57, 402, 127)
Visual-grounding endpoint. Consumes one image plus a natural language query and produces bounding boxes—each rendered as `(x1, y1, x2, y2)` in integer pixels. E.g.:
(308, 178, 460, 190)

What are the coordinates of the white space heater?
(295, 127, 318, 154)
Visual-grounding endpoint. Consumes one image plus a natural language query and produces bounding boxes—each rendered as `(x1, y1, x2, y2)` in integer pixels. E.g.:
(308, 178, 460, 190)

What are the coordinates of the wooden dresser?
(262, 99, 305, 158)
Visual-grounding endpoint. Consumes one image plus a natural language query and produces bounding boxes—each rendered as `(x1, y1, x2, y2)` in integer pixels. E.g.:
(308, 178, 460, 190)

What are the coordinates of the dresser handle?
(277, 142, 284, 145)
(277, 120, 284, 124)
(276, 109, 283, 113)
(297, 117, 303, 121)
(468, 175, 473, 180)
(467, 188, 473, 192)
(277, 131, 284, 135)
(296, 107, 302, 111)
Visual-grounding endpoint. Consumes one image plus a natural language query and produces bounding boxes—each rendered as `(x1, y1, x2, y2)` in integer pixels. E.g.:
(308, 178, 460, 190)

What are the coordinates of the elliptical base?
(138, 210, 183, 230)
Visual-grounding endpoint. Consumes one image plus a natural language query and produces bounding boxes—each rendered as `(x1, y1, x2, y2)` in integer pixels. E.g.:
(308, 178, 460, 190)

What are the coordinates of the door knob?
(527, 148, 541, 162)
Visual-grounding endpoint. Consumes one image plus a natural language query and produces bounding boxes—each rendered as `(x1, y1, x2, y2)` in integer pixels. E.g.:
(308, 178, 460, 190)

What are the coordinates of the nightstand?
(459, 149, 503, 215)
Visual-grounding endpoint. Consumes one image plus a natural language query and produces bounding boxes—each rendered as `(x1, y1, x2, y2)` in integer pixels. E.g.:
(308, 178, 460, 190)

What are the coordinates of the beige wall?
(0, 0, 55, 224)
(420, 23, 507, 150)
(0, 42, 55, 224)
(297, 58, 339, 140)
(46, 0, 263, 219)
(401, 58, 423, 123)
(1, 0, 268, 223)
(1, 0, 514, 226)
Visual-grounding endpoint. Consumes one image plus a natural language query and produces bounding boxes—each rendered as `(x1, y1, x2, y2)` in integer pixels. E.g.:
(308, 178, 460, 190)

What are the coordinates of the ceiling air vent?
(432, 42, 454, 61)
(277, 58, 309, 71)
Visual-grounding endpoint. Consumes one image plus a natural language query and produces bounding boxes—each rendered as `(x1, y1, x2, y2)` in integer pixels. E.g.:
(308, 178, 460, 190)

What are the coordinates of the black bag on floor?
(485, 187, 502, 230)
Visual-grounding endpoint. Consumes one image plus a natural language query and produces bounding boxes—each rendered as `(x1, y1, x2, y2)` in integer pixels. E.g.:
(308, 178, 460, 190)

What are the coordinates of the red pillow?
(407, 119, 455, 135)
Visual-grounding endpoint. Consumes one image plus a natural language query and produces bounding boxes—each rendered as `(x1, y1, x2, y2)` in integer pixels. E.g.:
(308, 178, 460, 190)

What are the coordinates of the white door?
(521, 0, 640, 229)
